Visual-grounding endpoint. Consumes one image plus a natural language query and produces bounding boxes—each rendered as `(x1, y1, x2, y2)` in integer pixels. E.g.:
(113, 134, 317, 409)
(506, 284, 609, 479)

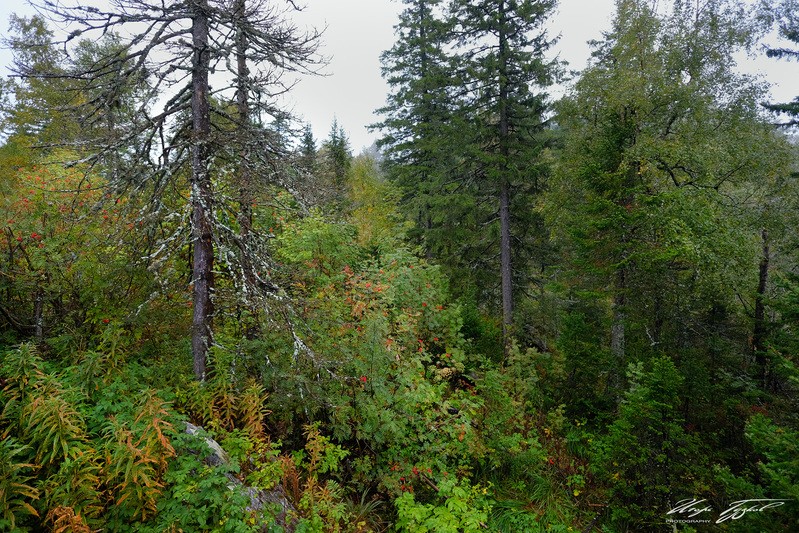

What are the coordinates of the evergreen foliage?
(377, 0, 559, 345)
(763, 0, 799, 124)
(373, 0, 455, 258)
(1, 1, 798, 531)
(321, 118, 353, 189)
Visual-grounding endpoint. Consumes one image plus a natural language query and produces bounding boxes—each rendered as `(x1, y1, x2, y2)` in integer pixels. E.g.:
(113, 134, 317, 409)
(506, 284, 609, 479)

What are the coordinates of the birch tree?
(551, 0, 786, 391)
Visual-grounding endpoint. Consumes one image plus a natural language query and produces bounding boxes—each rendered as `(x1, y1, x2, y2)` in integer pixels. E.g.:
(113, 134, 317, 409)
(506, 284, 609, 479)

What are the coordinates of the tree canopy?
(1, 1, 798, 531)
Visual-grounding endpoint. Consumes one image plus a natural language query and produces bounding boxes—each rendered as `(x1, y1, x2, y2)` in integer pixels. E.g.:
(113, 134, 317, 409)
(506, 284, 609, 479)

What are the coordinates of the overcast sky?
(1, 0, 794, 151)
(288, 0, 617, 151)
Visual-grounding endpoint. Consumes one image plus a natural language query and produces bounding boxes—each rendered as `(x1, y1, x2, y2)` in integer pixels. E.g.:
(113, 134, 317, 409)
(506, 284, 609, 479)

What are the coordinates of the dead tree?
(26, 0, 321, 379)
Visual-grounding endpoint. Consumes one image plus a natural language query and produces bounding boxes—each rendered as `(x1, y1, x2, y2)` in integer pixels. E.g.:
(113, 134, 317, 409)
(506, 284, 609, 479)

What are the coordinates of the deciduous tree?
(550, 0, 786, 390)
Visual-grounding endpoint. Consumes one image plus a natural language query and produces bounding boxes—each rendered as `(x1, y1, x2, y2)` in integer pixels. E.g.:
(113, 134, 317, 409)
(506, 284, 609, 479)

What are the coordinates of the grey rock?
(184, 422, 298, 532)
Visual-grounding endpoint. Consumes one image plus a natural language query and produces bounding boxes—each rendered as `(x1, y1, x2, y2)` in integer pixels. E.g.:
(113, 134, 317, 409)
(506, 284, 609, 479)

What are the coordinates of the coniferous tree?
(373, 0, 455, 259)
(1, 16, 146, 155)
(447, 0, 558, 345)
(234, 0, 254, 304)
(298, 123, 317, 174)
(21, 0, 320, 380)
(188, 0, 215, 380)
(376, 0, 558, 349)
(755, 0, 799, 390)
(321, 118, 352, 189)
(764, 0, 799, 125)
(1, 16, 80, 146)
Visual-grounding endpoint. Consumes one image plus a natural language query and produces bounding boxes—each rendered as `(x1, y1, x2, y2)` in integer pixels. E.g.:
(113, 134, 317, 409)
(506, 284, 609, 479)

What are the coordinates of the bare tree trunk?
(753, 228, 769, 389)
(235, 0, 259, 338)
(235, 0, 252, 250)
(610, 266, 626, 390)
(34, 286, 44, 342)
(191, 0, 214, 381)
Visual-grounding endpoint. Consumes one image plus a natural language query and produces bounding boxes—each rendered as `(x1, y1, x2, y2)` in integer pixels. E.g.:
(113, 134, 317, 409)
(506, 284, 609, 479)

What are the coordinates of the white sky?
(288, 0, 619, 150)
(1, 0, 795, 151)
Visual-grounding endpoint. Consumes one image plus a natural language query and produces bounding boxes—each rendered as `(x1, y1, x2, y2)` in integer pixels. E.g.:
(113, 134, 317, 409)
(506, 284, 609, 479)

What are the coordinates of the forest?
(0, 0, 797, 531)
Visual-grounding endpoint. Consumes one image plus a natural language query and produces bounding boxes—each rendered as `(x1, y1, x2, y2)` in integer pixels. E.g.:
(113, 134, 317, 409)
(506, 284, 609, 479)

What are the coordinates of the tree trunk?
(611, 160, 637, 391)
(424, 205, 433, 261)
(419, 0, 434, 263)
(500, 178, 513, 339)
(235, 0, 259, 338)
(498, 0, 514, 347)
(610, 266, 626, 390)
(235, 0, 252, 248)
(191, 0, 214, 381)
(34, 286, 44, 342)
(753, 228, 769, 388)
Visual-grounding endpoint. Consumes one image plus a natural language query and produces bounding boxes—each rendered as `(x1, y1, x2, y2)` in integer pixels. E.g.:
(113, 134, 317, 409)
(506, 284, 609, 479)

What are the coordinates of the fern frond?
(0, 438, 41, 529)
(238, 380, 270, 437)
(46, 505, 93, 533)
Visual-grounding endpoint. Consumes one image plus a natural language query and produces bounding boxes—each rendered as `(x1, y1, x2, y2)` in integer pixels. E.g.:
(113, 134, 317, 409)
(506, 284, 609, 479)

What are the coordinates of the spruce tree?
(447, 0, 558, 345)
(764, 0, 799, 125)
(376, 0, 558, 348)
(299, 123, 317, 174)
(373, 0, 455, 259)
(320, 118, 352, 191)
(21, 0, 320, 380)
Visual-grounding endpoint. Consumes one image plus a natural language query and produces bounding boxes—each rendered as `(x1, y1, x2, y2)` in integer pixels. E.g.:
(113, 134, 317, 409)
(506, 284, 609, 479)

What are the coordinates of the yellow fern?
(238, 380, 271, 437)
(0, 438, 40, 529)
(46, 505, 92, 533)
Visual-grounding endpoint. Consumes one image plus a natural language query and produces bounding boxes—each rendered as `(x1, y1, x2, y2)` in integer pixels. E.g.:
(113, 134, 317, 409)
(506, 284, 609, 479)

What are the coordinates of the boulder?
(184, 422, 298, 532)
